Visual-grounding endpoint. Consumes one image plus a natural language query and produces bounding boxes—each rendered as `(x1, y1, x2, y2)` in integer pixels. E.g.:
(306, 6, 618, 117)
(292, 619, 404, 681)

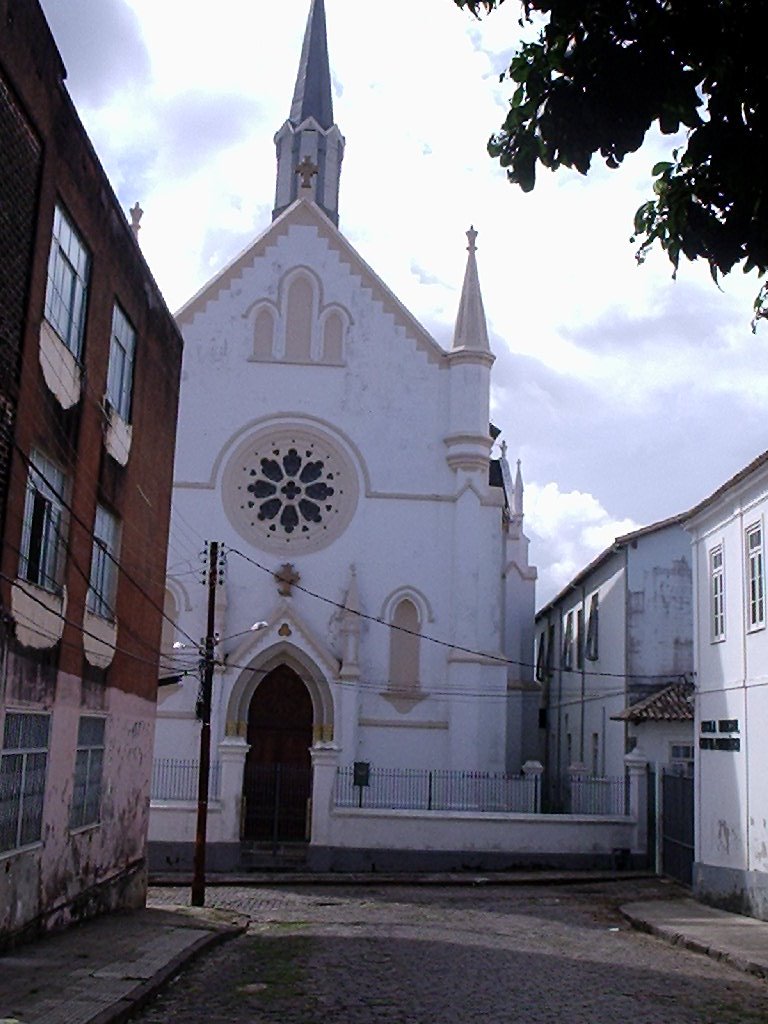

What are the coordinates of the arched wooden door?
(242, 665, 313, 842)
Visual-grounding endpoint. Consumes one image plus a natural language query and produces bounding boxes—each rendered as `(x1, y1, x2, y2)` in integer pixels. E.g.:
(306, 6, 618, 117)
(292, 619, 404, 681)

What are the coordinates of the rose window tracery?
(223, 427, 358, 553)
(247, 448, 336, 533)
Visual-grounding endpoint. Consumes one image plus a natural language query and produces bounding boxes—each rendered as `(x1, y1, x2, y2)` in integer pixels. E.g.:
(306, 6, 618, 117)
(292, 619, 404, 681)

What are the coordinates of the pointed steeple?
(290, 0, 334, 131)
(273, 0, 345, 225)
(452, 226, 491, 352)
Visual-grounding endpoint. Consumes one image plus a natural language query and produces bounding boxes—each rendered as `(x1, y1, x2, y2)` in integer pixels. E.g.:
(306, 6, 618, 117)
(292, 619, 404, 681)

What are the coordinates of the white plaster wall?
(629, 720, 694, 767)
(317, 807, 635, 855)
(688, 465, 768, 879)
(152, 203, 535, 847)
(541, 551, 627, 779)
(625, 525, 693, 694)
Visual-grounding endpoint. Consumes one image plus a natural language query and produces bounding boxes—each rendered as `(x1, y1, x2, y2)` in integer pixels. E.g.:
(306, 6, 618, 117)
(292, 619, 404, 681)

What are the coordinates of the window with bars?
(44, 204, 90, 358)
(562, 611, 574, 669)
(70, 717, 105, 829)
(19, 450, 66, 592)
(535, 630, 547, 682)
(86, 505, 119, 619)
(746, 524, 765, 631)
(710, 545, 725, 641)
(0, 712, 50, 853)
(106, 304, 136, 422)
(585, 592, 599, 661)
(576, 607, 584, 670)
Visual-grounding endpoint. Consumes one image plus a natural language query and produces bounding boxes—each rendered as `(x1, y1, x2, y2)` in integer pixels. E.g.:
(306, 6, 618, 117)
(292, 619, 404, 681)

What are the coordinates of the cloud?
(40, 0, 150, 107)
(525, 482, 640, 605)
(410, 263, 446, 287)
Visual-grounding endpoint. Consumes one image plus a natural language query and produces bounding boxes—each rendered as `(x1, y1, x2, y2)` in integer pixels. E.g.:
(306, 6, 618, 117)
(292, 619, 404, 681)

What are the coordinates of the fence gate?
(660, 768, 694, 885)
(242, 763, 311, 844)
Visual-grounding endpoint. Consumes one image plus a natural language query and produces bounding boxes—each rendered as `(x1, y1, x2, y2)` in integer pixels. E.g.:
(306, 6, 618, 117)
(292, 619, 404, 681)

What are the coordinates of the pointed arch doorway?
(242, 664, 313, 842)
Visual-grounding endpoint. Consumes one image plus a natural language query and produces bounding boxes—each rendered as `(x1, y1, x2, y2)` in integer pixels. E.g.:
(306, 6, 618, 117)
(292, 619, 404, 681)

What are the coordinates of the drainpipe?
(579, 583, 586, 763)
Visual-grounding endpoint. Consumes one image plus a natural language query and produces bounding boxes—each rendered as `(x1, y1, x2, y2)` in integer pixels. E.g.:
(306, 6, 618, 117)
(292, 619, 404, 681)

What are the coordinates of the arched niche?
(283, 272, 316, 363)
(389, 598, 421, 694)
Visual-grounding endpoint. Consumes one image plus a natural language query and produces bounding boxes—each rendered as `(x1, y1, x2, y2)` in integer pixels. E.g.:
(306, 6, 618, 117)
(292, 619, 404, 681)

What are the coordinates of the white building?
(685, 450, 768, 920)
(149, 0, 538, 871)
(535, 516, 693, 797)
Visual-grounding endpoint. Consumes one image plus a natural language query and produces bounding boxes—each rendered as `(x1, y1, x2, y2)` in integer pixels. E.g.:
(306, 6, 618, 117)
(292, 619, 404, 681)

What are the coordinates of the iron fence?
(151, 758, 221, 801)
(545, 773, 629, 815)
(335, 766, 539, 813)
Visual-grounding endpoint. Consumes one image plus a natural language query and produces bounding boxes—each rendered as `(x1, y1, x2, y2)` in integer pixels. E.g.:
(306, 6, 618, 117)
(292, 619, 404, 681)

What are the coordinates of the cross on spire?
(296, 155, 319, 189)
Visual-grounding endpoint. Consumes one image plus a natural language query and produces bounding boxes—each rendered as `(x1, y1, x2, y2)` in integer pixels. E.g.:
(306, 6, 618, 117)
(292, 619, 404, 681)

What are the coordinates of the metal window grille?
(44, 204, 90, 357)
(151, 758, 221, 801)
(0, 712, 50, 852)
(747, 525, 765, 629)
(19, 451, 65, 591)
(70, 716, 106, 829)
(86, 505, 118, 619)
(106, 303, 136, 421)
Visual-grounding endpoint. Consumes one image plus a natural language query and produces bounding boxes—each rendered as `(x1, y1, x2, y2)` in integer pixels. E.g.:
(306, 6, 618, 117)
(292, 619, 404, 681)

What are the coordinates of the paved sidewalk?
(0, 903, 248, 1024)
(622, 898, 768, 978)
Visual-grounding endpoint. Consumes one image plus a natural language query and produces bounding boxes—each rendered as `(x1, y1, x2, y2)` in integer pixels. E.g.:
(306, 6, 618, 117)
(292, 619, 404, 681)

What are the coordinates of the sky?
(40, 0, 767, 605)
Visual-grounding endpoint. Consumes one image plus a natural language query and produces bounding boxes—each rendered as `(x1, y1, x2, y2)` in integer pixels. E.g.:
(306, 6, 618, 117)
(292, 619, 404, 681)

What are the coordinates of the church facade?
(149, 0, 538, 870)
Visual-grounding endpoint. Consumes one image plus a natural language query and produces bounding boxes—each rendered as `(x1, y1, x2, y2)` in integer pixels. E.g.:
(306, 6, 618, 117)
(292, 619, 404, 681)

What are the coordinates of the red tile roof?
(612, 680, 694, 723)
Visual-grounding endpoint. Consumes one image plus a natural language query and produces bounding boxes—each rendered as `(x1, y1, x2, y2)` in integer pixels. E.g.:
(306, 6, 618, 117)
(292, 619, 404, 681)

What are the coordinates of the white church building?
(149, 0, 539, 871)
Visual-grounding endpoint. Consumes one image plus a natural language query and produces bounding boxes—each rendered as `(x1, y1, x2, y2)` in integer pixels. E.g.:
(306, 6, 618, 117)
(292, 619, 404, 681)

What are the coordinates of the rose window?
(223, 426, 358, 553)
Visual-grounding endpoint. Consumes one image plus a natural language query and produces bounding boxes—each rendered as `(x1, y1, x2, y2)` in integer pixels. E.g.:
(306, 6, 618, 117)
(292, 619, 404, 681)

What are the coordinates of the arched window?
(253, 306, 275, 360)
(284, 275, 314, 362)
(389, 598, 421, 694)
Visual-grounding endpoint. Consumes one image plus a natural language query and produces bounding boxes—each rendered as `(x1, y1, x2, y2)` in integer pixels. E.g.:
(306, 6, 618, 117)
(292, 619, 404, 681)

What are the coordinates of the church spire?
(273, 0, 345, 225)
(452, 226, 491, 352)
(290, 0, 334, 131)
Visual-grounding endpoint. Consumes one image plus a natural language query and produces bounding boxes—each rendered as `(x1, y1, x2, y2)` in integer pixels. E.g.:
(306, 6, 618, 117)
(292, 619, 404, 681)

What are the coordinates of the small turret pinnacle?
(452, 225, 491, 352)
(513, 459, 524, 518)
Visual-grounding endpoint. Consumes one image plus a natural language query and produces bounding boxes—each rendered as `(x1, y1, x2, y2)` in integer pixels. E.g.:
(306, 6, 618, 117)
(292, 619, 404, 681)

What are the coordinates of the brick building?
(0, 0, 182, 943)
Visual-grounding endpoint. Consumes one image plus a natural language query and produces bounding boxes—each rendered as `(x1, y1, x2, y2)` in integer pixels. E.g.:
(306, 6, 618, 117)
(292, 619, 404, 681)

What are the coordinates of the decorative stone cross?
(466, 225, 478, 253)
(129, 201, 143, 239)
(275, 562, 300, 597)
(296, 155, 319, 189)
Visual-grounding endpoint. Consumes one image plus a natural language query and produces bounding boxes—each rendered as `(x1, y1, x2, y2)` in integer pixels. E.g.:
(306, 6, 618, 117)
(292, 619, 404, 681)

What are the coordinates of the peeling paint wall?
(625, 527, 693, 704)
(1, 660, 155, 943)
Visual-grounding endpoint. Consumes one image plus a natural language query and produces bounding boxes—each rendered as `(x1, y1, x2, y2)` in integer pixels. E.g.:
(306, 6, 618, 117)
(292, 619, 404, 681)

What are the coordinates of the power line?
(10, 442, 198, 650)
(225, 545, 692, 683)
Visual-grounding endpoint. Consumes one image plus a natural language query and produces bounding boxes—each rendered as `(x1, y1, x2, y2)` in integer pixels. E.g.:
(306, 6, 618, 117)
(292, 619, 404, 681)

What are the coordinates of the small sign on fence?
(353, 761, 370, 788)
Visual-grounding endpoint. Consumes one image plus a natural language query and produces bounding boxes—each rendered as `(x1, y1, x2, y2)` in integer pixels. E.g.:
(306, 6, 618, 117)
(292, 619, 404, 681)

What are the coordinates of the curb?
(88, 912, 249, 1024)
(620, 906, 768, 980)
(150, 869, 656, 889)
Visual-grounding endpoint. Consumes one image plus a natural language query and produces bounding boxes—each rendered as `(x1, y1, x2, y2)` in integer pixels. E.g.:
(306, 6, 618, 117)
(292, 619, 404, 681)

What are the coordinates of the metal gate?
(660, 768, 694, 885)
(242, 763, 312, 843)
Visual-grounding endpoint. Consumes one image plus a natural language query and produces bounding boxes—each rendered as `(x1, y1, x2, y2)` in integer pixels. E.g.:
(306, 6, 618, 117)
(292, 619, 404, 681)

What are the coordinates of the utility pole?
(191, 540, 220, 907)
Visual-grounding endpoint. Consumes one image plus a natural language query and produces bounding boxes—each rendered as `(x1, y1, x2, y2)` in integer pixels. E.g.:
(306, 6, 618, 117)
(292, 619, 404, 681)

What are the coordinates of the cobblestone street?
(131, 880, 768, 1023)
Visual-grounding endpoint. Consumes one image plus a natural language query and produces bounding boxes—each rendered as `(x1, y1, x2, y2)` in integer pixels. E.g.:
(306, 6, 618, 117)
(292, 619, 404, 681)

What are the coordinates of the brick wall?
(0, 70, 41, 538)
